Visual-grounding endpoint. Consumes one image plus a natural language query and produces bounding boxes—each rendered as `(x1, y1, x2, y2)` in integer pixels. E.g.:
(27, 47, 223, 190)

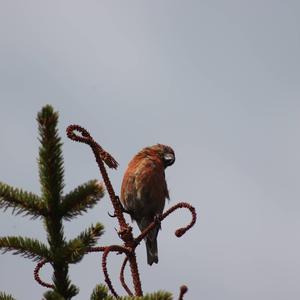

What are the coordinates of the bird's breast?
(121, 156, 168, 220)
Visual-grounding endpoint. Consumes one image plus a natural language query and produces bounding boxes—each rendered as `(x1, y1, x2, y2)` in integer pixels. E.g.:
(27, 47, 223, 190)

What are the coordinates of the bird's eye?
(163, 153, 175, 167)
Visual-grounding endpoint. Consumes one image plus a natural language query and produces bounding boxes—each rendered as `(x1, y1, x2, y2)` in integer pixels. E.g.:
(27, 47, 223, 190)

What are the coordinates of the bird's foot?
(108, 195, 131, 217)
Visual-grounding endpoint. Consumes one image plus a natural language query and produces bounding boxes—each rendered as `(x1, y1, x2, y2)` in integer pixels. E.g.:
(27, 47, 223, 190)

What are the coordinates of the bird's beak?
(164, 153, 175, 167)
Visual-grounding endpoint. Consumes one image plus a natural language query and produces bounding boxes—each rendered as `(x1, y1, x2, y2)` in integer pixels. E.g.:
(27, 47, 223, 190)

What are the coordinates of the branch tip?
(33, 259, 54, 289)
(178, 285, 188, 300)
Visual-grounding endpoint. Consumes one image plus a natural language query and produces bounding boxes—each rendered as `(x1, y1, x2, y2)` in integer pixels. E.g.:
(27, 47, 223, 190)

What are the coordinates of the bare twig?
(66, 125, 125, 228)
(33, 259, 54, 288)
(178, 285, 188, 300)
(120, 257, 133, 296)
(102, 245, 130, 298)
(87, 246, 106, 253)
(66, 125, 143, 296)
(135, 202, 196, 245)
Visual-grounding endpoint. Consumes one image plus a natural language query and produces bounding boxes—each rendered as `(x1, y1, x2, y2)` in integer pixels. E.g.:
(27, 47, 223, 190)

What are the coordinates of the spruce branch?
(38, 106, 77, 298)
(136, 292, 173, 300)
(139, 292, 173, 300)
(90, 284, 114, 300)
(90, 285, 172, 300)
(43, 290, 65, 300)
(0, 292, 16, 300)
(51, 270, 79, 300)
(0, 236, 51, 261)
(61, 180, 105, 220)
(0, 182, 47, 218)
(65, 222, 104, 263)
(37, 105, 64, 204)
(90, 285, 173, 300)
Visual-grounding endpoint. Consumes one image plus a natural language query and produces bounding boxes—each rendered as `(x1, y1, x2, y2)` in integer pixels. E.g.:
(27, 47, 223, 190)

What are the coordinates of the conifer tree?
(0, 105, 194, 300)
(0, 106, 105, 299)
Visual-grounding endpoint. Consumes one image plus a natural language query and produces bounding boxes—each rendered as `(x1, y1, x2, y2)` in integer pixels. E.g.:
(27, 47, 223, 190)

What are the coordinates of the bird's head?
(149, 144, 175, 168)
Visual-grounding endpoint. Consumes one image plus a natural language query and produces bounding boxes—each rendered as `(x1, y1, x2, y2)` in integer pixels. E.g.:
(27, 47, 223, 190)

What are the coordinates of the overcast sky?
(0, 1, 300, 299)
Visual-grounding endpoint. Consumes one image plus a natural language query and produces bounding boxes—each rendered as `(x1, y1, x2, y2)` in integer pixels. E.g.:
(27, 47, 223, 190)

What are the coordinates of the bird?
(120, 144, 175, 265)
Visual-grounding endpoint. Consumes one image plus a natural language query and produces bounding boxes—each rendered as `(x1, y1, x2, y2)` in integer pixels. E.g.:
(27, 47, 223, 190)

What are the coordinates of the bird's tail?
(137, 219, 159, 265)
(146, 235, 158, 265)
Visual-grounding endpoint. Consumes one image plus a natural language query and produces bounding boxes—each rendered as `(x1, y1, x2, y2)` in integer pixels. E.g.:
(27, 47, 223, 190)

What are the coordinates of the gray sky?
(0, 1, 300, 299)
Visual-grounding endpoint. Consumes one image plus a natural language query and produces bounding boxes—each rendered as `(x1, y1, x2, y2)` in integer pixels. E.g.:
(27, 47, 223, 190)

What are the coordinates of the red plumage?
(121, 144, 175, 265)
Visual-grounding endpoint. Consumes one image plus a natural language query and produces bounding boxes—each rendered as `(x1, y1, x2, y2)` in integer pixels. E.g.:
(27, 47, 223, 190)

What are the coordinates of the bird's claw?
(108, 196, 130, 218)
(108, 211, 117, 218)
(115, 195, 132, 216)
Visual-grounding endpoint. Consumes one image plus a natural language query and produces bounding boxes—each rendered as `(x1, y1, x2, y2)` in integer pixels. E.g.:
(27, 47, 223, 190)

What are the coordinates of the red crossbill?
(120, 144, 175, 265)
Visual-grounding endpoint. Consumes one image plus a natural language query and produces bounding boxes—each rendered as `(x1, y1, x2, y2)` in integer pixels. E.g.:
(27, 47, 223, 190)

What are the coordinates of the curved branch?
(135, 202, 197, 245)
(66, 124, 143, 296)
(88, 246, 106, 253)
(66, 125, 118, 169)
(66, 125, 126, 229)
(102, 248, 119, 298)
(101, 245, 130, 298)
(88, 245, 134, 296)
(170, 203, 197, 237)
(178, 285, 188, 300)
(120, 256, 133, 296)
(34, 259, 54, 288)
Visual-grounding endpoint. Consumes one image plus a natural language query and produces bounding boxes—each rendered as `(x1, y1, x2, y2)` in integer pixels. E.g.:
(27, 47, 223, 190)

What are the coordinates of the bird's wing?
(121, 155, 169, 220)
(135, 157, 168, 216)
